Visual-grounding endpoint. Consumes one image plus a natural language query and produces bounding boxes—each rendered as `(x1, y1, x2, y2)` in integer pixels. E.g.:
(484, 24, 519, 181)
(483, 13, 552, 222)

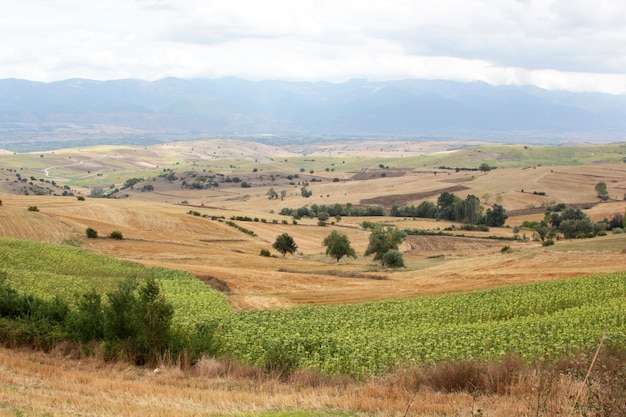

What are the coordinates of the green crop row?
(1, 237, 625, 377)
(217, 272, 626, 375)
(0, 238, 234, 330)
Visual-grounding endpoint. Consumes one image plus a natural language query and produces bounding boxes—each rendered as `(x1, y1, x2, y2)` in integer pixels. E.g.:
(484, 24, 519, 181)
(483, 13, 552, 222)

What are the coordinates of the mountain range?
(1, 77, 625, 150)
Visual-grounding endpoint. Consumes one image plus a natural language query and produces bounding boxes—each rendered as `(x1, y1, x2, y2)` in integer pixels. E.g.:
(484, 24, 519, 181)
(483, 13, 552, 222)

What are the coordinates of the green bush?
(542, 239, 555, 247)
(85, 227, 98, 239)
(27, 205, 39, 212)
(259, 249, 271, 257)
(109, 231, 123, 240)
(381, 250, 405, 268)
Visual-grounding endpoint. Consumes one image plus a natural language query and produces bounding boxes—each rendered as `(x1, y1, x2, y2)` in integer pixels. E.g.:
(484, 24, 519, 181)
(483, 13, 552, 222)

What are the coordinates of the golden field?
(1, 139, 625, 416)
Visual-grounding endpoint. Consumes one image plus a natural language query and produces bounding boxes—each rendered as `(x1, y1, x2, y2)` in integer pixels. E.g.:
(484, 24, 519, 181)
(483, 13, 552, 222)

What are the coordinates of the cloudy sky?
(2, 0, 626, 93)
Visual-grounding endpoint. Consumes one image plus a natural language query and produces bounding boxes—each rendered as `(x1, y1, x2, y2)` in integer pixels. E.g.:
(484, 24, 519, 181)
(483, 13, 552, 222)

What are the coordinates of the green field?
(1, 237, 625, 377)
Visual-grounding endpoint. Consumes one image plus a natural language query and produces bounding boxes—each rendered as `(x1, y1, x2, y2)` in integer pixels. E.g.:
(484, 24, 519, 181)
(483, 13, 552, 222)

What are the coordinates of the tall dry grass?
(1, 346, 623, 417)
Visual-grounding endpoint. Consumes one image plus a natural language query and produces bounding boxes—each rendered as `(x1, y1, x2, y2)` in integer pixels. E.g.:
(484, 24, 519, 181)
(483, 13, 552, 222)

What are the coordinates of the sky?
(2, 0, 626, 94)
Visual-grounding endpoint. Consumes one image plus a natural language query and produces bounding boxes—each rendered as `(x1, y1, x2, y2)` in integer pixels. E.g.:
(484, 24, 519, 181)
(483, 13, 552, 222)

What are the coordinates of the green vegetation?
(596, 182, 609, 201)
(273, 233, 298, 257)
(322, 231, 357, 263)
(391, 191, 508, 227)
(1, 238, 625, 379)
(364, 225, 406, 265)
(221, 272, 626, 376)
(109, 230, 123, 240)
(280, 203, 384, 219)
(85, 227, 98, 239)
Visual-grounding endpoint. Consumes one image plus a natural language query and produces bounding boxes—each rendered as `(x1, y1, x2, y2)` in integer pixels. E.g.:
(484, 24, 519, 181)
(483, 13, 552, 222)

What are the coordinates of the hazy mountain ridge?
(1, 77, 625, 150)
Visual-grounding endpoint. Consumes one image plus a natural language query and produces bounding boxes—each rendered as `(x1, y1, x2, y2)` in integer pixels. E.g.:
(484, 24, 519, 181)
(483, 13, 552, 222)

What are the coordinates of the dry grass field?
(1, 345, 600, 417)
(1, 139, 625, 415)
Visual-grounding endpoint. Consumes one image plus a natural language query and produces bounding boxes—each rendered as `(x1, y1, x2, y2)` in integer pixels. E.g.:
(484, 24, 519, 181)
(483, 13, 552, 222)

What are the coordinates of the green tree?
(323, 230, 357, 263)
(301, 187, 312, 198)
(364, 225, 405, 264)
(437, 192, 462, 221)
(103, 278, 174, 365)
(595, 182, 609, 201)
(479, 163, 492, 172)
(68, 289, 104, 343)
(462, 194, 482, 224)
(273, 233, 298, 257)
(484, 204, 508, 227)
(85, 227, 98, 239)
(381, 250, 404, 268)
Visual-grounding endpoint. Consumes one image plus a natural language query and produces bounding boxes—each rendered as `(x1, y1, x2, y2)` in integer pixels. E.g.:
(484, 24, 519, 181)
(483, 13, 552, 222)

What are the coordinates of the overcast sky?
(2, 0, 626, 93)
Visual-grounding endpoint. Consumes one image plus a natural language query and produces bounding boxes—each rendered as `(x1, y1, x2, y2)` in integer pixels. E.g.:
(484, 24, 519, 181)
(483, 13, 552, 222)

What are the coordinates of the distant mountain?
(1, 77, 625, 150)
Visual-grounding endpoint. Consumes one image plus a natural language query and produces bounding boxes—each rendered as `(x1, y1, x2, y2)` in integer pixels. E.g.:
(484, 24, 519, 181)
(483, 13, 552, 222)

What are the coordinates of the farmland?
(1, 139, 626, 415)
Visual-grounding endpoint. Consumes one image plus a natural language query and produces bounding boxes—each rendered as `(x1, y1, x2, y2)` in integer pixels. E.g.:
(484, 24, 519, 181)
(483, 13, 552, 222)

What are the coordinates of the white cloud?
(1, 0, 625, 93)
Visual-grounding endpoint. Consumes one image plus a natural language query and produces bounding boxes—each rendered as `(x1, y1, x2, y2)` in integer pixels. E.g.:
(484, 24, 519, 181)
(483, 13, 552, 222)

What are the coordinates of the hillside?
(1, 140, 625, 309)
(0, 142, 626, 308)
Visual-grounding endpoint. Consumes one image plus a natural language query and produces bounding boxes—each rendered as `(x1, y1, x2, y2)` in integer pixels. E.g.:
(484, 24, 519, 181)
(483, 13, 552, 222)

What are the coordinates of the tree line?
(278, 192, 509, 227)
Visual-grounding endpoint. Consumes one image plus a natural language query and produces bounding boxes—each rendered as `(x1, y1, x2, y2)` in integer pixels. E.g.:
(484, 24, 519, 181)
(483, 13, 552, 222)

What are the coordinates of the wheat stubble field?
(1, 139, 625, 416)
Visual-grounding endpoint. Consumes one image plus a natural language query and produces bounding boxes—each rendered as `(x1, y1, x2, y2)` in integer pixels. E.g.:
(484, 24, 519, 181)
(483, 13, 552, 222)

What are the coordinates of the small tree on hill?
(273, 233, 298, 257)
(595, 182, 609, 201)
(323, 230, 357, 263)
(364, 225, 405, 264)
(86, 227, 98, 239)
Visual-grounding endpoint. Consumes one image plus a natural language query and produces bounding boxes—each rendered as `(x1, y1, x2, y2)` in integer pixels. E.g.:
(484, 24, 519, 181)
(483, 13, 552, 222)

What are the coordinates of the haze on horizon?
(2, 0, 626, 94)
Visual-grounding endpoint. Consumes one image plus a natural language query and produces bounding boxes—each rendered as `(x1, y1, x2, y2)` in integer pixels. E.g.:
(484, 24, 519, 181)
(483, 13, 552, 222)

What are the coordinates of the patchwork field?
(1, 139, 626, 416)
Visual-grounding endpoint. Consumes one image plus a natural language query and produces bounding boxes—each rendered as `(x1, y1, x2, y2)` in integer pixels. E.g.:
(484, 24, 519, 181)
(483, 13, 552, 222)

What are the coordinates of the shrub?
(109, 231, 123, 240)
(85, 227, 98, 239)
(501, 246, 512, 253)
(542, 239, 555, 246)
(259, 249, 271, 257)
(381, 250, 405, 268)
(76, 196, 85, 201)
(27, 205, 39, 212)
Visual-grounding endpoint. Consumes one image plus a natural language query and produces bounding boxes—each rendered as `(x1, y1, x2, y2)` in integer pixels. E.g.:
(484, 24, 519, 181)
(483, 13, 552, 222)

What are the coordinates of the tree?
(437, 191, 462, 221)
(301, 187, 312, 198)
(267, 188, 278, 200)
(595, 182, 609, 201)
(86, 227, 98, 238)
(323, 230, 357, 263)
(479, 163, 492, 172)
(364, 225, 405, 263)
(461, 194, 482, 224)
(484, 204, 508, 227)
(273, 233, 298, 257)
(381, 250, 404, 268)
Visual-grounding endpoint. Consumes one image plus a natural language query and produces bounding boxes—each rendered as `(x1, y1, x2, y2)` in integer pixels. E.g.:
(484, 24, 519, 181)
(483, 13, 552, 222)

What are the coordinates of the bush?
(85, 227, 98, 239)
(77, 196, 85, 201)
(501, 246, 512, 253)
(109, 231, 123, 240)
(259, 249, 271, 257)
(542, 239, 555, 246)
(27, 205, 39, 212)
(381, 250, 405, 268)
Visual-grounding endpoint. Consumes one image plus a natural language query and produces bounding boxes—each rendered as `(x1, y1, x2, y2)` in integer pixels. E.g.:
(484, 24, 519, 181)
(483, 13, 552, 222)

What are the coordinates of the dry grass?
(1, 191, 625, 309)
(2, 346, 622, 417)
(1, 142, 626, 415)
